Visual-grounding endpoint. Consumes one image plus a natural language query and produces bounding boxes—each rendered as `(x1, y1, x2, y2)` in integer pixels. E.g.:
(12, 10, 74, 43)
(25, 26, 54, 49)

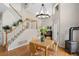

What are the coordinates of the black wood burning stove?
(65, 27, 79, 53)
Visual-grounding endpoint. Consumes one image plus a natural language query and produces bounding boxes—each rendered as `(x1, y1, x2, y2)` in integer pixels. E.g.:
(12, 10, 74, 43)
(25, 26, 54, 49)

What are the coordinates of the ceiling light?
(36, 4, 50, 19)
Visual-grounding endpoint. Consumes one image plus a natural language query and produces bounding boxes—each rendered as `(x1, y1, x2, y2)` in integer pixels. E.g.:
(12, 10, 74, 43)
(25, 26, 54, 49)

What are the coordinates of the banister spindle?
(5, 31, 8, 50)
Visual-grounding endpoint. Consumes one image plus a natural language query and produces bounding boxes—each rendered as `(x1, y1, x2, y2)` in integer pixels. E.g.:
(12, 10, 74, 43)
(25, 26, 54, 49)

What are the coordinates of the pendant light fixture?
(36, 4, 50, 19)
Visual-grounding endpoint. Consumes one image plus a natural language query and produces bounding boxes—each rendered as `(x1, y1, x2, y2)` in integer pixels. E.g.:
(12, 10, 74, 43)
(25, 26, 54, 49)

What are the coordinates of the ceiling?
(23, 3, 54, 15)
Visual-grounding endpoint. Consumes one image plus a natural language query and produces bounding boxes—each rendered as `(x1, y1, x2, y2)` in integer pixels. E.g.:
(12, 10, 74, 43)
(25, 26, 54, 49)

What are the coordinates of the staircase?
(2, 17, 29, 50)
(2, 3, 38, 51)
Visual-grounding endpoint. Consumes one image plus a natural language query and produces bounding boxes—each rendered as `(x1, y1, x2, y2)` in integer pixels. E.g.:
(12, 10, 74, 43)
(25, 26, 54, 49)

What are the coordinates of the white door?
(53, 19, 59, 42)
(53, 4, 60, 42)
(53, 23, 58, 41)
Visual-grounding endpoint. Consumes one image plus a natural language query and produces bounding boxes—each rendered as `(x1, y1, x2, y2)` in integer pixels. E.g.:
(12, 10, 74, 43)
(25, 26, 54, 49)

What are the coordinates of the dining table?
(30, 37, 53, 56)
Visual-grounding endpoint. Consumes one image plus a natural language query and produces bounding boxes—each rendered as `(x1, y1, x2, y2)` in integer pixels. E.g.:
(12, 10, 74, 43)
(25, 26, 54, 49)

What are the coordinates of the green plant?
(19, 19, 23, 22)
(17, 19, 23, 24)
(13, 22, 18, 26)
(13, 19, 23, 27)
(3, 25, 11, 31)
(39, 26, 48, 42)
(40, 26, 48, 34)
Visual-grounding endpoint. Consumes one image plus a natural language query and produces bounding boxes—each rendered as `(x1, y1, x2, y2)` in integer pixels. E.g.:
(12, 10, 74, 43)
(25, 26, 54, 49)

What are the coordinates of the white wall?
(0, 4, 8, 45)
(59, 3, 79, 47)
(2, 10, 17, 26)
(0, 13, 2, 45)
(2, 4, 21, 26)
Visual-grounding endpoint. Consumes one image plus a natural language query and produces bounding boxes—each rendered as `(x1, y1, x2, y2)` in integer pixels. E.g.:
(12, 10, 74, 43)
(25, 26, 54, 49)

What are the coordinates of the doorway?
(53, 4, 60, 43)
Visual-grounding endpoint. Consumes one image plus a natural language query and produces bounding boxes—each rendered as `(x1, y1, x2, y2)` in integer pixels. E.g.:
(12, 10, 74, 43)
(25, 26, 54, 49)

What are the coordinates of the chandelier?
(36, 4, 50, 19)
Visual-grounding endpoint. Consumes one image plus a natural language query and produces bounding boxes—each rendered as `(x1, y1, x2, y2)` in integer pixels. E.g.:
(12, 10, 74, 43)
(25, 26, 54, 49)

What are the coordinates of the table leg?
(45, 48, 47, 56)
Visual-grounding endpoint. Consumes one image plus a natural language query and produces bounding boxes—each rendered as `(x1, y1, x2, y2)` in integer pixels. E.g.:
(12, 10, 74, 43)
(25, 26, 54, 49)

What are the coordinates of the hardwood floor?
(0, 44, 71, 56)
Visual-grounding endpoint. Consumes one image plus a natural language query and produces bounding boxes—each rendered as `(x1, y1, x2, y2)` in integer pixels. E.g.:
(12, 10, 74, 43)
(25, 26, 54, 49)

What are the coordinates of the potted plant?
(19, 19, 23, 22)
(13, 22, 18, 27)
(40, 27, 48, 42)
(17, 19, 23, 25)
(3, 25, 12, 32)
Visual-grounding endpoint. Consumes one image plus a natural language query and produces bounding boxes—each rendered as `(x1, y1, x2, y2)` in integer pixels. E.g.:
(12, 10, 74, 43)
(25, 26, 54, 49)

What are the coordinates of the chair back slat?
(30, 42, 36, 55)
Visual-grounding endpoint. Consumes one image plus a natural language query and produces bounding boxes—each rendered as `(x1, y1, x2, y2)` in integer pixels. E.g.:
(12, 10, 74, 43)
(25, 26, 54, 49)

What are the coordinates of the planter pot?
(41, 35, 44, 42)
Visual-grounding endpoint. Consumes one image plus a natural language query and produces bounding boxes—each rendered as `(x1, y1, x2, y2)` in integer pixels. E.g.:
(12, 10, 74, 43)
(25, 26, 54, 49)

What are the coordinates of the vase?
(41, 34, 44, 42)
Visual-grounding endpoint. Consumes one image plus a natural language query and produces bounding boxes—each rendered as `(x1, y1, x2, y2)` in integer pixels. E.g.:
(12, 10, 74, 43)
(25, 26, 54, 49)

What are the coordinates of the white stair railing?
(3, 19, 29, 50)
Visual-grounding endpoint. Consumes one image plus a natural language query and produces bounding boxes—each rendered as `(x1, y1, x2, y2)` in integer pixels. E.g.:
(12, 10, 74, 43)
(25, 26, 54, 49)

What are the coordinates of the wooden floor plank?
(0, 44, 70, 56)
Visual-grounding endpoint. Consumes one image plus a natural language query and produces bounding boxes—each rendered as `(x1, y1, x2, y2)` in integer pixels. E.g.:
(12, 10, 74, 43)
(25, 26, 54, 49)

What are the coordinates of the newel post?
(5, 31, 8, 50)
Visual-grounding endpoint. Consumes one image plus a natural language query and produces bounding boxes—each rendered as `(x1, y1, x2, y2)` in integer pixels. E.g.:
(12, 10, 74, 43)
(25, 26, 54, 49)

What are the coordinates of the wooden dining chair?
(53, 41, 59, 56)
(29, 42, 45, 56)
(29, 42, 36, 55)
(46, 40, 59, 56)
